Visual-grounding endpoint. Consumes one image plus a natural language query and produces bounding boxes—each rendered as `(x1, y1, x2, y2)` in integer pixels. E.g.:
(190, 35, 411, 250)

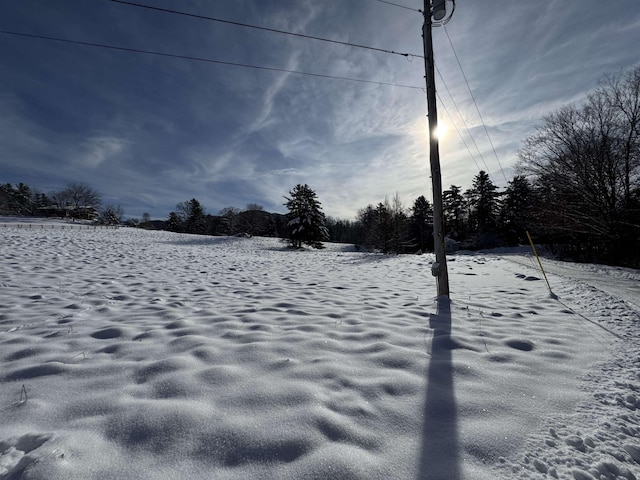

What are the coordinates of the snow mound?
(1, 227, 639, 479)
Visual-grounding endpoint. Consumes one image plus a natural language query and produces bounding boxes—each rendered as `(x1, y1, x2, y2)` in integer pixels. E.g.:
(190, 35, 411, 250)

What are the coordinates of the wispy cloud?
(1, 0, 639, 220)
(73, 136, 128, 169)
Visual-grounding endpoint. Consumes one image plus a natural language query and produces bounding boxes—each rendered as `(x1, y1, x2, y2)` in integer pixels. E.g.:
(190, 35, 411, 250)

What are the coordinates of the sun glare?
(435, 122, 448, 140)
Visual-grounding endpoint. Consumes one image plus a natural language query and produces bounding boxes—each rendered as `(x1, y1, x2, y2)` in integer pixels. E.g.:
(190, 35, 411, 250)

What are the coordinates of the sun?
(435, 122, 448, 140)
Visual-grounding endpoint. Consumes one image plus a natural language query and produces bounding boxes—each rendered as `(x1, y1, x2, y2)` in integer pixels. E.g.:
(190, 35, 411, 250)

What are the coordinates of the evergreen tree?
(15, 183, 33, 215)
(204, 213, 223, 235)
(284, 184, 329, 249)
(375, 201, 394, 253)
(500, 175, 534, 245)
(0, 183, 16, 215)
(174, 199, 206, 234)
(99, 204, 124, 225)
(166, 212, 183, 232)
(467, 171, 499, 234)
(34, 192, 50, 210)
(442, 185, 466, 239)
(0, 182, 44, 216)
(326, 217, 360, 244)
(219, 206, 241, 235)
(357, 204, 379, 250)
(237, 208, 274, 236)
(185, 198, 206, 234)
(410, 195, 434, 252)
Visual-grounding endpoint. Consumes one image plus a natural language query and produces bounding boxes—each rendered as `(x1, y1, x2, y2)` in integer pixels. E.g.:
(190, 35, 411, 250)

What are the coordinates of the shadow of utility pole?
(418, 297, 461, 480)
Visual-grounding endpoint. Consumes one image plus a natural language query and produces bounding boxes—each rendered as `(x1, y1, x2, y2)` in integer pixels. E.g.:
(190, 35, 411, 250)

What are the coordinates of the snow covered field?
(1, 221, 639, 480)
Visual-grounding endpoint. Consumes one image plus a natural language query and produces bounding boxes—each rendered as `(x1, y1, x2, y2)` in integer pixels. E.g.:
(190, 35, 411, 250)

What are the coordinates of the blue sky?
(1, 0, 639, 220)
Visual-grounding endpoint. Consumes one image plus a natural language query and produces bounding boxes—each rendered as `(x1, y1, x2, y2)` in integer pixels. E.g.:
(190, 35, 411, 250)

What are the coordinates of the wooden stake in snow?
(526, 230, 555, 297)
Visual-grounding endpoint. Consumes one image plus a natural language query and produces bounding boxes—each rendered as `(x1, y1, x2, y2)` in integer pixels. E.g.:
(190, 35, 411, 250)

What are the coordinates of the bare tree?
(175, 200, 192, 224)
(520, 103, 621, 236)
(48, 184, 100, 219)
(65, 183, 101, 210)
(518, 66, 640, 263)
(49, 190, 69, 209)
(390, 192, 409, 254)
(600, 67, 640, 203)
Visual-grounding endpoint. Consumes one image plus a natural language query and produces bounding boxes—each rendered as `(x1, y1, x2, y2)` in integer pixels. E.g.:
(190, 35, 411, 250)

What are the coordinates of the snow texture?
(1, 218, 639, 479)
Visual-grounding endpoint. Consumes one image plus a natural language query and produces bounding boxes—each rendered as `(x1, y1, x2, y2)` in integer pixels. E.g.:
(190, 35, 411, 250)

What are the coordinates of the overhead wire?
(369, 0, 421, 13)
(105, 0, 423, 59)
(7, 0, 508, 187)
(435, 92, 484, 176)
(365, 0, 506, 184)
(435, 65, 496, 183)
(69, 0, 504, 179)
(0, 30, 424, 90)
(442, 25, 510, 184)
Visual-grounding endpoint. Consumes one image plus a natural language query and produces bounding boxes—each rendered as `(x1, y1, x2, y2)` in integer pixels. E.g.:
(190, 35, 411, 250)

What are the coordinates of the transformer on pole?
(422, 0, 455, 298)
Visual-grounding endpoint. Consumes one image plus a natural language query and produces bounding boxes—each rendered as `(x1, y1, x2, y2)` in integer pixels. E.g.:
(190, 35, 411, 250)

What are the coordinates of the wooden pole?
(423, 1, 449, 297)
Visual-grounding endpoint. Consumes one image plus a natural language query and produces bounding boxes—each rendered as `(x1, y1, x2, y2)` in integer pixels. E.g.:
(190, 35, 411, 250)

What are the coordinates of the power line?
(435, 65, 496, 183)
(369, 0, 421, 13)
(366, 0, 502, 184)
(436, 92, 484, 176)
(0, 30, 424, 90)
(442, 26, 510, 184)
(105, 0, 423, 59)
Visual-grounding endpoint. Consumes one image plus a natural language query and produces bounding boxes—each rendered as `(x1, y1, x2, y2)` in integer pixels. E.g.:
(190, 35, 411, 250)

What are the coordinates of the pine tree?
(500, 175, 534, 244)
(15, 183, 33, 215)
(185, 198, 206, 234)
(375, 201, 393, 253)
(284, 184, 329, 249)
(166, 212, 183, 232)
(219, 206, 241, 235)
(99, 204, 124, 225)
(175, 199, 206, 234)
(442, 185, 466, 239)
(468, 171, 499, 234)
(410, 195, 434, 252)
(357, 204, 379, 250)
(0, 183, 14, 215)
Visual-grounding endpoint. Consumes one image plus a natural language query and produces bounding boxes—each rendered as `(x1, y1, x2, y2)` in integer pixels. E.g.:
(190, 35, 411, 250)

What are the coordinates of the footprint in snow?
(0, 434, 51, 478)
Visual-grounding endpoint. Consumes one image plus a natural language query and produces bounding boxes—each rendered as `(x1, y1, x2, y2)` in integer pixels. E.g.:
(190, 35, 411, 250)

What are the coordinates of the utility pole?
(423, 0, 451, 297)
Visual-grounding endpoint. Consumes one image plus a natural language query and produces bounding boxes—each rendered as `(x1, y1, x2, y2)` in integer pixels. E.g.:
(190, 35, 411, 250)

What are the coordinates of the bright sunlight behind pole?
(435, 122, 448, 140)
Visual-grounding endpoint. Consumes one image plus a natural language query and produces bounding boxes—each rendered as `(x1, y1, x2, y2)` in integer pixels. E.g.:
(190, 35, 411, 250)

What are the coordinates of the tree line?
(159, 186, 330, 250)
(0, 182, 123, 225)
(518, 67, 640, 266)
(160, 198, 289, 238)
(324, 171, 532, 255)
(4, 66, 638, 265)
(326, 67, 640, 266)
